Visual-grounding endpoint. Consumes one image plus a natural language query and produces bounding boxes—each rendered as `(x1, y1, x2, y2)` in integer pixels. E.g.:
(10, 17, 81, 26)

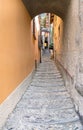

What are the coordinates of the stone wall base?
(0, 69, 35, 129)
(55, 59, 83, 124)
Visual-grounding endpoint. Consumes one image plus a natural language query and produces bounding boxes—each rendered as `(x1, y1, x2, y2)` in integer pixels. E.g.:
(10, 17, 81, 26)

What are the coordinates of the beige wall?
(0, 0, 35, 103)
(54, 0, 83, 117)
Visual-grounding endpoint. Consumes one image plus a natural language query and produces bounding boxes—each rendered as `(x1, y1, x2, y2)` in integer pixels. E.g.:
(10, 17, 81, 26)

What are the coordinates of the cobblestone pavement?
(2, 52, 83, 130)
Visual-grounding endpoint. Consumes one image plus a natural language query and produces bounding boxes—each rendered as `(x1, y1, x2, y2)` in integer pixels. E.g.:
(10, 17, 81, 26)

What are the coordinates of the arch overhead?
(22, 0, 70, 19)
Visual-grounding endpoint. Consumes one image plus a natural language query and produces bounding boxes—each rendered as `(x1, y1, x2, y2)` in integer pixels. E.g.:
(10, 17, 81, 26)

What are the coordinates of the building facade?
(0, 1, 40, 127)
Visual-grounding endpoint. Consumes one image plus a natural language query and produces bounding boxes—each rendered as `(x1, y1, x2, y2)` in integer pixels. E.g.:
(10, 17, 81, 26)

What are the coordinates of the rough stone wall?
(76, 0, 83, 96)
(62, 0, 79, 78)
(55, 0, 83, 117)
(75, 0, 83, 117)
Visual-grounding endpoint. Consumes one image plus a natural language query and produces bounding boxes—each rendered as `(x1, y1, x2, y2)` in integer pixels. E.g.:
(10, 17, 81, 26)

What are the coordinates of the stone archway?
(22, 0, 70, 19)
(22, 0, 83, 118)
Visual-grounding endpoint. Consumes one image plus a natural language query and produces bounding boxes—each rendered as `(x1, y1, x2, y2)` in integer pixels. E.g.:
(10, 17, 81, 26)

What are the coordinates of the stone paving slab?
(35, 72, 61, 75)
(2, 53, 83, 130)
(32, 79, 63, 83)
(6, 108, 79, 124)
(32, 81, 64, 86)
(25, 87, 67, 93)
(2, 109, 82, 130)
(28, 85, 66, 92)
(2, 121, 82, 130)
(16, 98, 74, 110)
(35, 75, 62, 78)
(31, 83, 64, 87)
(34, 75, 62, 79)
(22, 91, 70, 100)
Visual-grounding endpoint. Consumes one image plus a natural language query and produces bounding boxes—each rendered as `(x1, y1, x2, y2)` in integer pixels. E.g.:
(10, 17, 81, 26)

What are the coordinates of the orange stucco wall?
(31, 18, 40, 64)
(0, 0, 35, 103)
(34, 37, 40, 63)
(35, 29, 40, 63)
(53, 16, 63, 60)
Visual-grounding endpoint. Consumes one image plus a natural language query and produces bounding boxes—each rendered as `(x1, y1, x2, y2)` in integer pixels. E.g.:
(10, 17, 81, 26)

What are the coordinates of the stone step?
(16, 97, 74, 110)
(22, 91, 70, 100)
(34, 75, 62, 78)
(9, 108, 79, 124)
(28, 86, 67, 93)
(35, 73, 61, 77)
(28, 85, 66, 92)
(2, 117, 82, 130)
(31, 81, 64, 87)
(2, 52, 83, 130)
(32, 79, 64, 83)
(33, 77, 63, 80)
(36, 69, 59, 71)
(31, 82, 64, 87)
(36, 72, 60, 74)
(6, 121, 82, 130)
(34, 76, 62, 79)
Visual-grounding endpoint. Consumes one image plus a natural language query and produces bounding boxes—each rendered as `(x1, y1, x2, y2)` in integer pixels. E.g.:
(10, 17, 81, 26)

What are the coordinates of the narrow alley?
(2, 51, 82, 130)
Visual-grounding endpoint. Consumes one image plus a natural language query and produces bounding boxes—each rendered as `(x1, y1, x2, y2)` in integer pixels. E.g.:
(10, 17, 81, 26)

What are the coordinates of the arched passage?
(22, 0, 83, 118)
(0, 1, 83, 127)
(22, 0, 70, 19)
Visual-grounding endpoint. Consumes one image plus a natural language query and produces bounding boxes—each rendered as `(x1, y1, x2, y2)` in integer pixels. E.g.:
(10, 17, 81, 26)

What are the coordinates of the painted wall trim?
(0, 69, 35, 129)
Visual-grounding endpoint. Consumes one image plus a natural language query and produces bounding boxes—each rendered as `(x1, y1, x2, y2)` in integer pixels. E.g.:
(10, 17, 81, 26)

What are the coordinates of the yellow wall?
(0, 0, 35, 103)
(35, 28, 40, 63)
(34, 36, 40, 63)
(31, 18, 40, 64)
(53, 16, 63, 60)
